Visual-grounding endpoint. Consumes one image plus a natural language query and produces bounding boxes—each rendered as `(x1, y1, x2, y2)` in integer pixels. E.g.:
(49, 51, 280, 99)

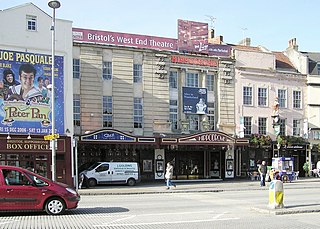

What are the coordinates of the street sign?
(44, 134, 60, 141)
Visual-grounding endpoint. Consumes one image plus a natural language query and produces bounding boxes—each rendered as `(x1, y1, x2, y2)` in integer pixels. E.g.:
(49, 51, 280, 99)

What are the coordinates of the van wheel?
(88, 178, 97, 187)
(127, 178, 136, 186)
(45, 197, 66, 215)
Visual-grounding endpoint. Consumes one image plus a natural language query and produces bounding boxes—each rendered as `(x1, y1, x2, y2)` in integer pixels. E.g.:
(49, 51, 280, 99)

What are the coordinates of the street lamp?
(48, 0, 61, 181)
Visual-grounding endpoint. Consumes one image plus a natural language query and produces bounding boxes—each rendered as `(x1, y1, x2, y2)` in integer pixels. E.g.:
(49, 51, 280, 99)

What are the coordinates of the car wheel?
(127, 178, 136, 186)
(88, 178, 97, 187)
(45, 197, 66, 215)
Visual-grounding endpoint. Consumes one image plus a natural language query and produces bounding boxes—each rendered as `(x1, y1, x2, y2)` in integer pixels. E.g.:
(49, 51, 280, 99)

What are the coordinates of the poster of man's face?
(0, 49, 64, 135)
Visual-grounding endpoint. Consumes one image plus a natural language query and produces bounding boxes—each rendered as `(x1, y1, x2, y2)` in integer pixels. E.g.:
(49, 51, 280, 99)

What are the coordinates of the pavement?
(78, 177, 320, 215)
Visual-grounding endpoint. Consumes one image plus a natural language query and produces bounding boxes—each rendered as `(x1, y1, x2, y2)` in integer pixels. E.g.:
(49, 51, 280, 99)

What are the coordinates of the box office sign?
(0, 49, 64, 135)
(0, 139, 64, 152)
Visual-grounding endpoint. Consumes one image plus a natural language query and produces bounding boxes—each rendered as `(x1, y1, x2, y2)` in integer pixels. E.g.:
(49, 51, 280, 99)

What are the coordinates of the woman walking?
(165, 162, 176, 189)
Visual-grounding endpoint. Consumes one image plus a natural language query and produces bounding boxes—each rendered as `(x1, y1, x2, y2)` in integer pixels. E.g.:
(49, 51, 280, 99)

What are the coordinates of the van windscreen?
(87, 162, 100, 170)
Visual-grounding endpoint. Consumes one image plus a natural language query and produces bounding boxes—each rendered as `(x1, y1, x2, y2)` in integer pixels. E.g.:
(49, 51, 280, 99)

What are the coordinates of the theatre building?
(0, 3, 74, 185)
(73, 21, 249, 181)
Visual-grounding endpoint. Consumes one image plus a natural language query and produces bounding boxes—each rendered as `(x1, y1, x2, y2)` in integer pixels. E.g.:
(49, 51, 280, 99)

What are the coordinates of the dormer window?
(26, 15, 37, 31)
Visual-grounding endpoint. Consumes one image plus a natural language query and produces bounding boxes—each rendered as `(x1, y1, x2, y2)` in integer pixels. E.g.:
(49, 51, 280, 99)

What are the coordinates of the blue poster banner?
(182, 87, 208, 114)
(0, 49, 64, 135)
(81, 130, 136, 142)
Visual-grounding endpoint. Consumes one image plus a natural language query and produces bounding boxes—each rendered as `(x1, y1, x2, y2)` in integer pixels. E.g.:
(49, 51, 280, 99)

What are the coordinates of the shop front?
(160, 131, 249, 180)
(0, 135, 73, 186)
(77, 129, 249, 181)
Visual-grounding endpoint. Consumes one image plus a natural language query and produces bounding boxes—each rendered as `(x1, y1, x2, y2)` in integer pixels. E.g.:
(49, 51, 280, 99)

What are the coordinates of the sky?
(1, 0, 318, 52)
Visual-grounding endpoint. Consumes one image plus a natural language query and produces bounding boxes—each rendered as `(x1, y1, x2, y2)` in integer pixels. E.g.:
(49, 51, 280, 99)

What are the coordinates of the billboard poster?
(182, 87, 208, 114)
(178, 19, 208, 54)
(0, 49, 64, 135)
(208, 44, 231, 57)
(73, 28, 178, 52)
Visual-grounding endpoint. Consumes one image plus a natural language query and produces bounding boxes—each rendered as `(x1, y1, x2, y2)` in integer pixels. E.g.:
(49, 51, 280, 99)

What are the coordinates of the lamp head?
(48, 0, 61, 9)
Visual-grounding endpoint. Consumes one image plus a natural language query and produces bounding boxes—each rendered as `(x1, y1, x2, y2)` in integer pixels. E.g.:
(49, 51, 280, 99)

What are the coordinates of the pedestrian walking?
(258, 160, 267, 186)
(165, 162, 176, 189)
(79, 173, 89, 189)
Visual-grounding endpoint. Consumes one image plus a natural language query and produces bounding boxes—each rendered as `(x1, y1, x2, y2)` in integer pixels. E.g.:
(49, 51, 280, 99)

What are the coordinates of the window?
(170, 100, 178, 130)
(169, 71, 178, 89)
(206, 75, 215, 91)
(133, 64, 142, 83)
(73, 94, 80, 127)
(278, 89, 287, 108)
(293, 91, 301, 109)
(293, 119, 301, 136)
(207, 103, 215, 130)
(317, 63, 320, 75)
(26, 15, 37, 31)
(186, 73, 199, 87)
(102, 61, 112, 80)
(73, 59, 80, 79)
(134, 98, 143, 128)
(186, 114, 199, 131)
(3, 169, 32, 186)
(243, 86, 252, 106)
(103, 96, 113, 127)
(258, 88, 267, 106)
(280, 119, 286, 136)
(258, 117, 267, 135)
(244, 116, 252, 135)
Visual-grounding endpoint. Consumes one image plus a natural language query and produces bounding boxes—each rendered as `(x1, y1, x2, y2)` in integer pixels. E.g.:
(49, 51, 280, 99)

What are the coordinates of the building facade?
(72, 27, 250, 181)
(0, 3, 74, 185)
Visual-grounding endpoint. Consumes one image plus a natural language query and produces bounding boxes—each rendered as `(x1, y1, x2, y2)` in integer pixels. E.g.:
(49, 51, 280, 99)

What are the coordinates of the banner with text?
(0, 49, 64, 135)
(72, 28, 178, 52)
(182, 87, 208, 114)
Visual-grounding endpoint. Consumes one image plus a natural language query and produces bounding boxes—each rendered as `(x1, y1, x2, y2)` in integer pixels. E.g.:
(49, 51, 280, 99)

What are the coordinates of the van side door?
(95, 164, 112, 184)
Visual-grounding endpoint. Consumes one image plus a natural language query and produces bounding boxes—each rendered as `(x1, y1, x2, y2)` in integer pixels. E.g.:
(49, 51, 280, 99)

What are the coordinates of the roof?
(273, 51, 296, 70)
(230, 44, 262, 52)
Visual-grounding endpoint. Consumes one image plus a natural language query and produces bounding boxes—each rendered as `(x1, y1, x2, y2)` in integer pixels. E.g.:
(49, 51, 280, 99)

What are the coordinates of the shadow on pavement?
(285, 203, 320, 209)
(70, 207, 129, 215)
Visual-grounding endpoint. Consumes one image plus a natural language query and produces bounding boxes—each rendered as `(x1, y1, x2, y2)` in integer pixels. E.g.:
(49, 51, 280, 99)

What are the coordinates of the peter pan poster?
(0, 49, 64, 135)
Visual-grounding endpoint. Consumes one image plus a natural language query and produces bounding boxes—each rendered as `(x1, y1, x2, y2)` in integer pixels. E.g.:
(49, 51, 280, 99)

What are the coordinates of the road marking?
(93, 211, 239, 227)
(0, 220, 20, 225)
(93, 217, 240, 227)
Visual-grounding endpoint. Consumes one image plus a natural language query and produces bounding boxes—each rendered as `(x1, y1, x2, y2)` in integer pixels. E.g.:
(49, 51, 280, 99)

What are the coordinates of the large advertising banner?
(178, 19, 208, 54)
(183, 87, 208, 114)
(72, 28, 178, 52)
(0, 49, 64, 135)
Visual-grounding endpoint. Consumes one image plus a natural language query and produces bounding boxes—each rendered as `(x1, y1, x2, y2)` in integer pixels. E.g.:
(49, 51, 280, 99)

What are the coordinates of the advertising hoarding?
(178, 19, 208, 54)
(0, 49, 64, 135)
(182, 87, 208, 114)
(73, 28, 178, 52)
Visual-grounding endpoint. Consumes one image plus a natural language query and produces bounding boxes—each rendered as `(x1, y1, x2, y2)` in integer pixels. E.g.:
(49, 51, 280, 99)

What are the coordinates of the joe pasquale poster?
(0, 49, 64, 135)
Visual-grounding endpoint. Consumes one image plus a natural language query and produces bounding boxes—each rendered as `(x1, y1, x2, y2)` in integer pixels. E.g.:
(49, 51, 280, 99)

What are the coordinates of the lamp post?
(48, 0, 60, 181)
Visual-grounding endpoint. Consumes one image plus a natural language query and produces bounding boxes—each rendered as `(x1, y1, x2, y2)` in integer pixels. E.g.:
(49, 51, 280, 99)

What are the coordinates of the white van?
(81, 162, 140, 187)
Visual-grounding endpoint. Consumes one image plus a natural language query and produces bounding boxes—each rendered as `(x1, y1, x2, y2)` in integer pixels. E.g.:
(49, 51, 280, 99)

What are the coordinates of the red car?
(0, 165, 80, 215)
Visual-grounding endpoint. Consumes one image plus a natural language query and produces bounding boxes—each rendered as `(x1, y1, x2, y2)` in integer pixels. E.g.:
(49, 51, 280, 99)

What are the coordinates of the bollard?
(268, 180, 284, 209)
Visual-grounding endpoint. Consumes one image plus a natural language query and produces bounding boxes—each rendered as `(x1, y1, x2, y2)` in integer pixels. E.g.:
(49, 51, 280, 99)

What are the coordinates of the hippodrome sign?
(178, 132, 235, 144)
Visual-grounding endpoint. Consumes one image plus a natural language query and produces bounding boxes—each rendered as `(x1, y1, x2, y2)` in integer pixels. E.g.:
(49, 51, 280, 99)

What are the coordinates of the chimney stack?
(288, 38, 298, 50)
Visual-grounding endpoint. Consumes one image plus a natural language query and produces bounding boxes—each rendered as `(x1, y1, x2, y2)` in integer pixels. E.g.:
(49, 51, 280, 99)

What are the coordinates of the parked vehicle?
(0, 165, 80, 215)
(81, 162, 140, 187)
(271, 157, 295, 182)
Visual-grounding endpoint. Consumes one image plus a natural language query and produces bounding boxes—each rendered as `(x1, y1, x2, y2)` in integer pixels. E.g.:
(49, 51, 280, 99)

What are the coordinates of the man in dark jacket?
(258, 160, 267, 186)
